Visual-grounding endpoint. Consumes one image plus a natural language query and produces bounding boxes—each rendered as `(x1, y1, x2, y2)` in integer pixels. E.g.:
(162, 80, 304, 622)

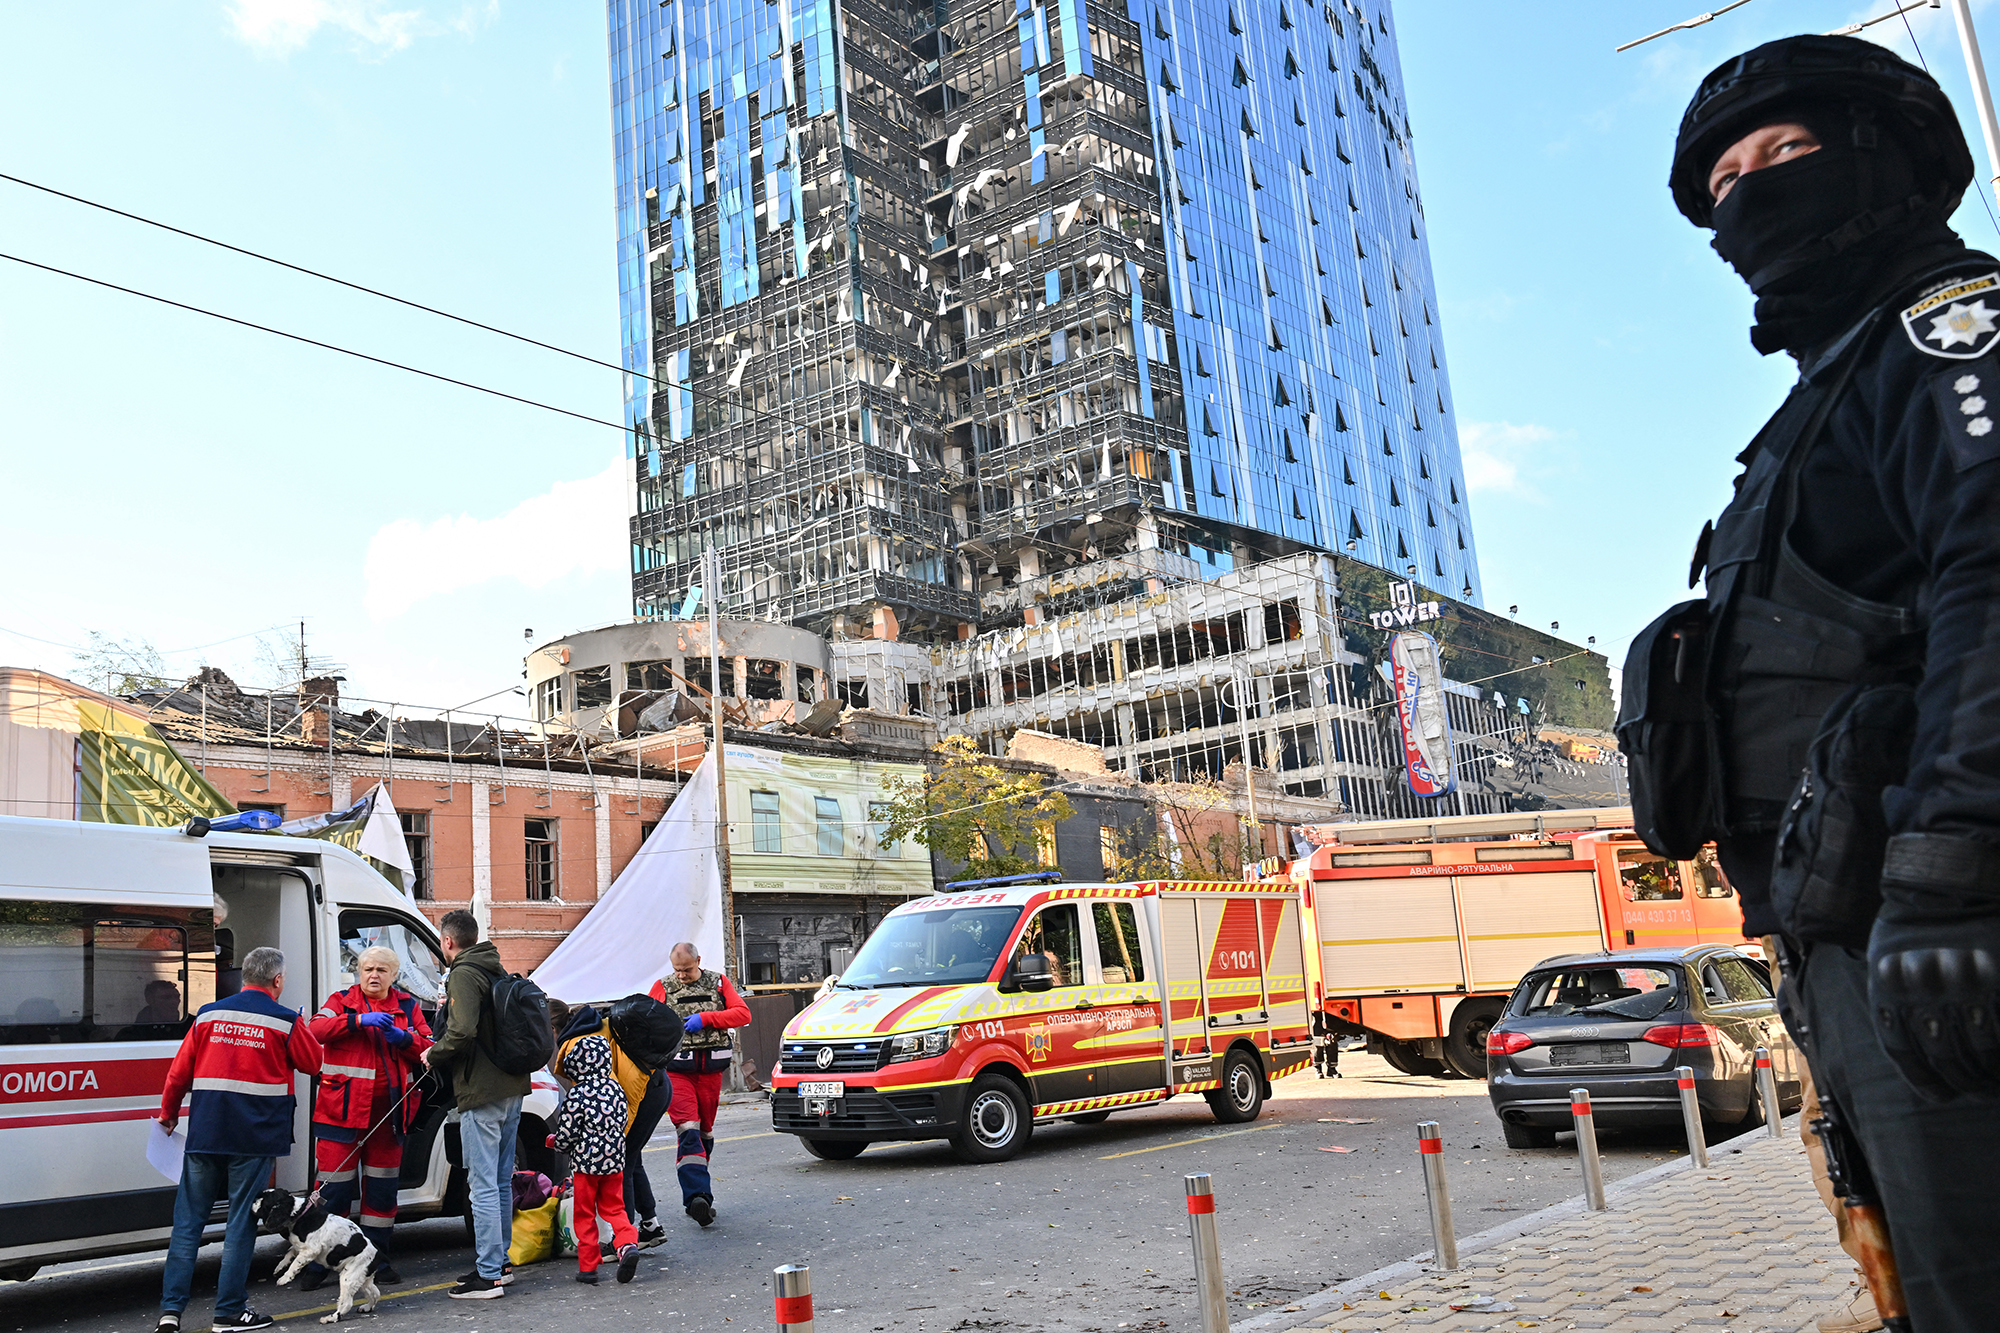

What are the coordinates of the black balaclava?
(1707, 102, 1960, 356)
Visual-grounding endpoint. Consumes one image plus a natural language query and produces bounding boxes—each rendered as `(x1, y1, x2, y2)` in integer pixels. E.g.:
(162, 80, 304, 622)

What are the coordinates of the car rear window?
(1513, 964, 1683, 1019)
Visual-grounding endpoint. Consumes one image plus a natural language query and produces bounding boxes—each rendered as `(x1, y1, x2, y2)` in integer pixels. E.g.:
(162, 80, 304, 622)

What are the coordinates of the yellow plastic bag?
(509, 1197, 560, 1266)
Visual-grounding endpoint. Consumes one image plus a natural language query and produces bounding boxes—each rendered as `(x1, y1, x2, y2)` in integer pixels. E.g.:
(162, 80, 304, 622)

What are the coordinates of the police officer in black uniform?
(1623, 34, 2000, 1333)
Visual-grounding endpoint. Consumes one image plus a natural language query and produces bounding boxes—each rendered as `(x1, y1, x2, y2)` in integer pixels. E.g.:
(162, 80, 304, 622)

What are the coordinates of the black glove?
(1868, 832, 2000, 1098)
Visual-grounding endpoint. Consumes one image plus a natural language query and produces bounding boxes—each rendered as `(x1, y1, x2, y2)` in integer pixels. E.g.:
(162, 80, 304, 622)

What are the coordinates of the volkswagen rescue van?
(0, 815, 559, 1281)
(768, 878, 1314, 1162)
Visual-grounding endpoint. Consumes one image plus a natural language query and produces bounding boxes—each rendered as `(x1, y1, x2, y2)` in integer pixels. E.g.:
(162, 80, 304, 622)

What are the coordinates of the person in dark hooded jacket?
(551, 1031, 641, 1285)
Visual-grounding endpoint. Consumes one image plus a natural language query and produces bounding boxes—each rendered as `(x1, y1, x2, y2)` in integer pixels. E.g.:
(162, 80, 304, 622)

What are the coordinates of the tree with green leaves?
(72, 632, 173, 696)
(879, 735, 1076, 880)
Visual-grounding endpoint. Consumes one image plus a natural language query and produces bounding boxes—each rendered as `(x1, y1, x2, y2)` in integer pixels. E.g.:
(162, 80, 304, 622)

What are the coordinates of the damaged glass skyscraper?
(607, 0, 1480, 640)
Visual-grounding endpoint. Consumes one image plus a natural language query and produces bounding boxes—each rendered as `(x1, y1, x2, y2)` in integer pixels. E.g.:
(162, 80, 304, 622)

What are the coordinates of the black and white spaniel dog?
(253, 1189, 380, 1323)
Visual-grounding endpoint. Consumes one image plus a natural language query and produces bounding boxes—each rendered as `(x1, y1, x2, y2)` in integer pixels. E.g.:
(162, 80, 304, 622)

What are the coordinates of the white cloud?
(362, 459, 626, 621)
(1457, 419, 1556, 499)
(224, 0, 481, 57)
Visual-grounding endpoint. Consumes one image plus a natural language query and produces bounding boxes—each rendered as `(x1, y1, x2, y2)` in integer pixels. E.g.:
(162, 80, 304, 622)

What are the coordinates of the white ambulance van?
(0, 815, 559, 1281)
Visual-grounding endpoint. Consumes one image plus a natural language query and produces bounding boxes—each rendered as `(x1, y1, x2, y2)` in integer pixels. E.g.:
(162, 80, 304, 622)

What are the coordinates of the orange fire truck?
(768, 877, 1313, 1162)
(1292, 808, 1749, 1079)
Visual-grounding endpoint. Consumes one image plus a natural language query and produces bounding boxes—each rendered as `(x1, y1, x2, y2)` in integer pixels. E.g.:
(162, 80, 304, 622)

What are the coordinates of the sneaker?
(447, 1277, 505, 1301)
(686, 1196, 715, 1228)
(212, 1314, 274, 1332)
(456, 1265, 514, 1287)
(155, 1314, 181, 1333)
(576, 1268, 600, 1285)
(615, 1244, 640, 1285)
(371, 1263, 402, 1286)
(295, 1265, 330, 1293)
(636, 1217, 668, 1245)
(499, 1262, 515, 1285)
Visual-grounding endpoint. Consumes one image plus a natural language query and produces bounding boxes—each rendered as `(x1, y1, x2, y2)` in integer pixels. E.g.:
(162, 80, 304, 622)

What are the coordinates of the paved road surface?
(3, 1055, 1750, 1332)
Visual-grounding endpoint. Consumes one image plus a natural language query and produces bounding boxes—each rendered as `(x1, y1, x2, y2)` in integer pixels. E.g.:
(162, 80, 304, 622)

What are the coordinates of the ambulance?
(768, 875, 1313, 1162)
(1293, 807, 1752, 1080)
(0, 815, 561, 1280)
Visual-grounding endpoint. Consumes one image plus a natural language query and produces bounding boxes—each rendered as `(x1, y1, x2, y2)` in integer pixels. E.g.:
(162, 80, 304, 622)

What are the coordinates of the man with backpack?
(423, 911, 537, 1300)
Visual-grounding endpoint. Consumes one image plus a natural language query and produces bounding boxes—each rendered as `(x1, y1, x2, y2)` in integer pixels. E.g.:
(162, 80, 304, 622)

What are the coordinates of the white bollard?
(1570, 1088, 1607, 1211)
(1416, 1120, 1458, 1269)
(1184, 1173, 1229, 1333)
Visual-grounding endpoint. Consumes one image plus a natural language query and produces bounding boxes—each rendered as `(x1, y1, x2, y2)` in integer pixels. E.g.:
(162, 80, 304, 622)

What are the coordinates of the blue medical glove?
(381, 1024, 412, 1047)
(683, 1014, 706, 1034)
(356, 1011, 395, 1031)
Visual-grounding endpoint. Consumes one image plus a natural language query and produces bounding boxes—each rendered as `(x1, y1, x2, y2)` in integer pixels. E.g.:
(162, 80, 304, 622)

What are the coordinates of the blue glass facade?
(1144, 0, 1479, 600)
(607, 0, 1479, 636)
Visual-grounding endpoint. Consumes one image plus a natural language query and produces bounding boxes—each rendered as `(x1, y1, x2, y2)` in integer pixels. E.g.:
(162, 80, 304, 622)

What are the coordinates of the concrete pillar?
(595, 791, 613, 898)
(471, 783, 493, 938)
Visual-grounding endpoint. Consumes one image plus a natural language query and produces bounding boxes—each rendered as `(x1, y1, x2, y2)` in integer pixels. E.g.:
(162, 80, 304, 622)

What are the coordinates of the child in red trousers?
(550, 1032, 641, 1284)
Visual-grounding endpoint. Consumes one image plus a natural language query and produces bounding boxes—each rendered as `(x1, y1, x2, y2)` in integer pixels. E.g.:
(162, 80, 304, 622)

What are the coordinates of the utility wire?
(1891, 3, 2000, 245)
(0, 171, 931, 457)
(0, 252, 633, 433)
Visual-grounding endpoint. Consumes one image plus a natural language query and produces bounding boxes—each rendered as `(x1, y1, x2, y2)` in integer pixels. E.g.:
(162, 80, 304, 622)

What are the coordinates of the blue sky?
(2, 1, 1996, 714)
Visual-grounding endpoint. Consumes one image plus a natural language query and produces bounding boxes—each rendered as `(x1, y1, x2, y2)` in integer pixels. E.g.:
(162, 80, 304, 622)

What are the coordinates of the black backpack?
(608, 993, 683, 1073)
(481, 972, 555, 1076)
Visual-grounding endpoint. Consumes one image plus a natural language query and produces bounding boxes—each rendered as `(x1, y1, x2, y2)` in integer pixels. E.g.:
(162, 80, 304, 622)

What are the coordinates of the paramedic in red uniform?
(295, 945, 433, 1290)
(648, 942, 751, 1228)
(155, 946, 323, 1333)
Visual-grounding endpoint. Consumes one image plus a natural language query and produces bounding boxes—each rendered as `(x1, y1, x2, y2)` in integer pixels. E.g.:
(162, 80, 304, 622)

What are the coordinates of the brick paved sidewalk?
(1241, 1119, 1856, 1333)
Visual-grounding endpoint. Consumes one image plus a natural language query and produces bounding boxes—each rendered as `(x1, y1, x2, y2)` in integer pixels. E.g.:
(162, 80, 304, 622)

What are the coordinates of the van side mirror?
(1010, 953, 1054, 993)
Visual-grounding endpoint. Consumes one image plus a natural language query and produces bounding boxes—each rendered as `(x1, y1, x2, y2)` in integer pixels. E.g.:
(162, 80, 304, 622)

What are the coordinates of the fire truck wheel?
(800, 1138, 869, 1160)
(1443, 1002, 1505, 1080)
(1380, 1040, 1448, 1077)
(951, 1072, 1032, 1163)
(1065, 1111, 1111, 1124)
(1206, 1050, 1265, 1124)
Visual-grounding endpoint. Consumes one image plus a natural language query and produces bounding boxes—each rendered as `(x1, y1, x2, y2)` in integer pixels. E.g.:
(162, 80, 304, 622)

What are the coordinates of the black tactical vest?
(1700, 314, 1926, 835)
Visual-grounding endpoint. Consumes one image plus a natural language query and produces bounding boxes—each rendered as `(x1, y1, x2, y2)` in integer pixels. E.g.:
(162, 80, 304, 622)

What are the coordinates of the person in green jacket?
(421, 911, 529, 1300)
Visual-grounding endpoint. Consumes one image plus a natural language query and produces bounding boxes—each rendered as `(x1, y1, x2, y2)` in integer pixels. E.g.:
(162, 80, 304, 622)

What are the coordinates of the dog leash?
(303, 1068, 435, 1210)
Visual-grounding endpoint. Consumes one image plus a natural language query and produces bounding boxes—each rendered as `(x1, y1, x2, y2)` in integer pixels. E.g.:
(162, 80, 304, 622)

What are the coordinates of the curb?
(1231, 1116, 1800, 1333)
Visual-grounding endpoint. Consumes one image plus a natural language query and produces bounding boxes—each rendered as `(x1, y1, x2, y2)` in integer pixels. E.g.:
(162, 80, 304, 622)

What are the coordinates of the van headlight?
(888, 1026, 957, 1062)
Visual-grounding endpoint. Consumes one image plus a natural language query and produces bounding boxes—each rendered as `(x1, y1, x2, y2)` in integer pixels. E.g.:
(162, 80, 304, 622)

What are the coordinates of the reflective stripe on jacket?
(305, 985, 434, 1135)
(160, 986, 324, 1157)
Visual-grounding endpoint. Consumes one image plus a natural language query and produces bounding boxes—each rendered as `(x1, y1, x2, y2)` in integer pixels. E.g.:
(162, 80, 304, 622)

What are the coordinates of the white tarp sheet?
(531, 754, 725, 1002)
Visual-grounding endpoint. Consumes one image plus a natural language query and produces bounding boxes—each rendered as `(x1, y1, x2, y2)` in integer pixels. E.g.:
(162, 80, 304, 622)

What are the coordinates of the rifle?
(1810, 1092, 1912, 1333)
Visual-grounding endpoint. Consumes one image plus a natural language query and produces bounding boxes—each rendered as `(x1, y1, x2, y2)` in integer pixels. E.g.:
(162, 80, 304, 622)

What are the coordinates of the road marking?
(1098, 1123, 1281, 1159)
(276, 1279, 457, 1320)
(643, 1129, 771, 1155)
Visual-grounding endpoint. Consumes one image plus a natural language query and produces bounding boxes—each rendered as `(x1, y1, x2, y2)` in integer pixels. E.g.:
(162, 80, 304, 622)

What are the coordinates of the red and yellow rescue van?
(769, 878, 1312, 1162)
(1293, 808, 1750, 1080)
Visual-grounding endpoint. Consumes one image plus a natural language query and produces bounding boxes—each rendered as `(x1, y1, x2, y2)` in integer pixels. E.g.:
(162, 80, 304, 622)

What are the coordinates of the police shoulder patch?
(1902, 272, 2000, 359)
(1927, 353, 2000, 472)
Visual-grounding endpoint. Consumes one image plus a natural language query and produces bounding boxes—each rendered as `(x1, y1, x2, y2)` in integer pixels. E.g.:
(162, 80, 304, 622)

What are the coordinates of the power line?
(0, 172, 925, 458)
(0, 251, 631, 433)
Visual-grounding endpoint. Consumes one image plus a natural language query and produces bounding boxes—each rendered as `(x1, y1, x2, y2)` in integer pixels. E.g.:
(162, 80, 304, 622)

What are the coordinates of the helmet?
(1670, 34, 1973, 227)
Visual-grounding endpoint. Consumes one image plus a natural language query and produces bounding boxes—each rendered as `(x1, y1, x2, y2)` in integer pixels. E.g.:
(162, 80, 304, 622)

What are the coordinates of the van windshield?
(839, 905, 1024, 989)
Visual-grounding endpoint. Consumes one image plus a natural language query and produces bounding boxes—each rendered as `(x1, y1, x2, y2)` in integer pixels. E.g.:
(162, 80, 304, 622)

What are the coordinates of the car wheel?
(1066, 1111, 1112, 1125)
(1206, 1050, 1265, 1124)
(1502, 1120, 1558, 1149)
(950, 1072, 1032, 1163)
(0, 1265, 40, 1283)
(1380, 1039, 1448, 1078)
(1442, 1002, 1504, 1080)
(800, 1138, 868, 1160)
